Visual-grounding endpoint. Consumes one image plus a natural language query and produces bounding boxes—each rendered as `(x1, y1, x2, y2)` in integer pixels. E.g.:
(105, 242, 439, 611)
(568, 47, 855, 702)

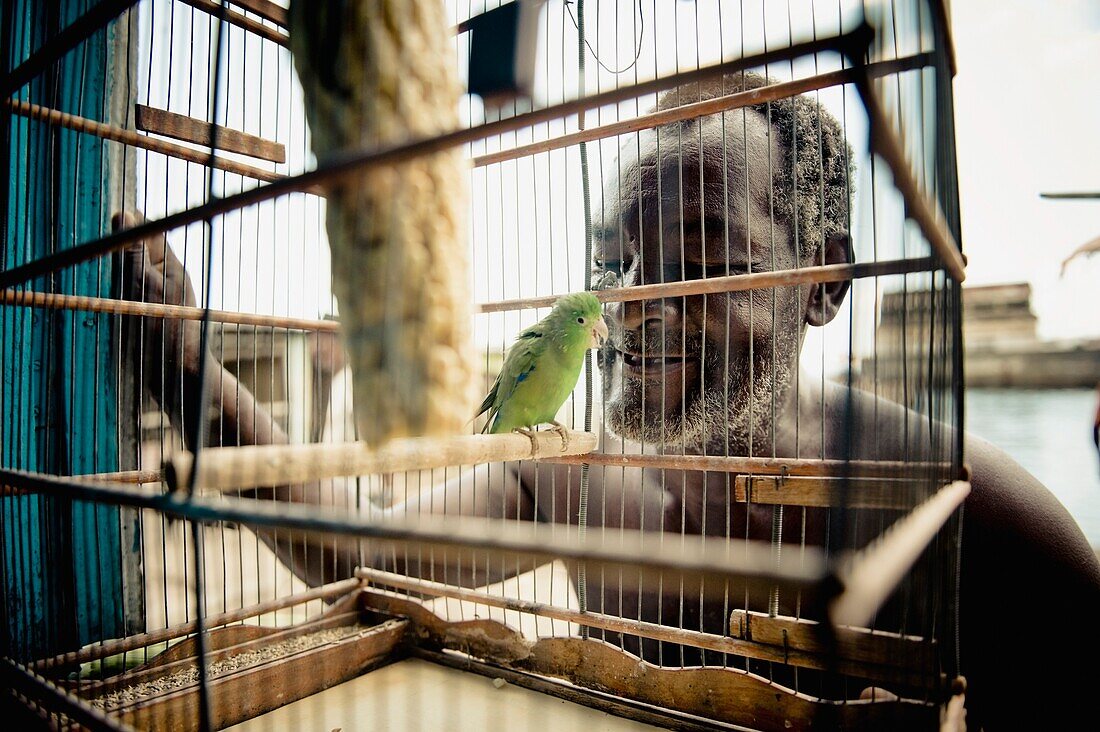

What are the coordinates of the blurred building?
(864, 282, 1100, 393)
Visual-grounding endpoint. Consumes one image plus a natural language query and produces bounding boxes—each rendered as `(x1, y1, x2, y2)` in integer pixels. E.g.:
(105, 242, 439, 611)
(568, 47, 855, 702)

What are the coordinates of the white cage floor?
(224, 656, 660, 731)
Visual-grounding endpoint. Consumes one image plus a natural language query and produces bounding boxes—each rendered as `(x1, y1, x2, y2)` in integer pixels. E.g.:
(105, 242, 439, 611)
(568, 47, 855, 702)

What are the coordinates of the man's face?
(596, 111, 810, 453)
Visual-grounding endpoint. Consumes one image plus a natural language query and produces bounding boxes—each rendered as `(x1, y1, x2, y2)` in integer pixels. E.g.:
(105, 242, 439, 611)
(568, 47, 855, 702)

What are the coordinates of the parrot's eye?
(577, 317, 586, 324)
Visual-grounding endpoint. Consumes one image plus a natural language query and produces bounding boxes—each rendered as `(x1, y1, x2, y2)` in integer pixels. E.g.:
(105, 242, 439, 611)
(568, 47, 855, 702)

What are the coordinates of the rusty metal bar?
(178, 0, 288, 46)
(29, 578, 363, 671)
(1, 657, 136, 732)
(2, 0, 137, 97)
(0, 30, 863, 289)
(477, 257, 936, 313)
(544, 452, 951, 479)
(854, 74, 967, 282)
(473, 54, 933, 169)
(929, 0, 958, 77)
(6, 99, 283, 181)
(4, 257, 931, 328)
(230, 0, 287, 27)
(0, 467, 831, 593)
(1, 288, 338, 332)
(1040, 192, 1100, 200)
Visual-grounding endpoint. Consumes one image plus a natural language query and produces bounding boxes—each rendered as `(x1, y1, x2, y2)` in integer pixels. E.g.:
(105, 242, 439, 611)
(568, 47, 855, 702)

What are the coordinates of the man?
(127, 72, 1099, 729)
(1094, 380, 1100, 474)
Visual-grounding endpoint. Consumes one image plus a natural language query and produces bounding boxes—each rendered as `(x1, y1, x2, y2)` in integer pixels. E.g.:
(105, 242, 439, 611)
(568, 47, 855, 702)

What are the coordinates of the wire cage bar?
(2, 0, 971, 730)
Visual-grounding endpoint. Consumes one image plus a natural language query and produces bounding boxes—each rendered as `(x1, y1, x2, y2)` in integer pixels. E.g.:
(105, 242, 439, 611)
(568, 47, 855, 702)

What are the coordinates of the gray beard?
(602, 336, 796, 455)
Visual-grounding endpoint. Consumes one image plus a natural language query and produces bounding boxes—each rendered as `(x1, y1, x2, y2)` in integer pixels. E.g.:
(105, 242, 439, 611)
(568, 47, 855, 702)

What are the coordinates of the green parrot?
(476, 292, 608, 446)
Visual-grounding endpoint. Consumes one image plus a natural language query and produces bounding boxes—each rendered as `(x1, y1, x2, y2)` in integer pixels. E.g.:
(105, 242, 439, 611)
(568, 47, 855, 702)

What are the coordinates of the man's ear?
(804, 232, 851, 327)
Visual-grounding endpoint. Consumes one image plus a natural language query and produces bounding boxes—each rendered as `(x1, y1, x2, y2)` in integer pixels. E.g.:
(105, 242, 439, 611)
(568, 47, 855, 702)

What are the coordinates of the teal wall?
(2, 0, 125, 660)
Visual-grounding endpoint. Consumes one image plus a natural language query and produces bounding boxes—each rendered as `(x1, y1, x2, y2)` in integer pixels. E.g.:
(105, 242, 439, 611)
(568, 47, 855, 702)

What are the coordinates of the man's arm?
(115, 211, 354, 584)
(959, 435, 1100, 730)
(117, 211, 536, 588)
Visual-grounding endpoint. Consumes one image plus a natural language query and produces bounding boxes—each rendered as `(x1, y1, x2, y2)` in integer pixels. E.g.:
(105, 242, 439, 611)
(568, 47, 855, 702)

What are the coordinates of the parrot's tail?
(466, 412, 494, 434)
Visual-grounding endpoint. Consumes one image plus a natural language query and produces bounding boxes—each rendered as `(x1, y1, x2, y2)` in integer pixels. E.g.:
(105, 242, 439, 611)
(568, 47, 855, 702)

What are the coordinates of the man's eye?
(679, 263, 745, 280)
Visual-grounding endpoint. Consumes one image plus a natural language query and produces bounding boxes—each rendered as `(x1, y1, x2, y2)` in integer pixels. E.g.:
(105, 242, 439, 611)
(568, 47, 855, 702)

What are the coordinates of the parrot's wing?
(475, 325, 545, 433)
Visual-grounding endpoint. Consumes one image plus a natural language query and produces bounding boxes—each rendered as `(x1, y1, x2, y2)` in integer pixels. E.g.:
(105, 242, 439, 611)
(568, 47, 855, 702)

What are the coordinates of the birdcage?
(2, 0, 970, 730)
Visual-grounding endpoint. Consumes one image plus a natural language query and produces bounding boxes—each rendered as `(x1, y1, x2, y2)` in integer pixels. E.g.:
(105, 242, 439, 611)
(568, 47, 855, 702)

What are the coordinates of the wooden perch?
(166, 429, 599, 492)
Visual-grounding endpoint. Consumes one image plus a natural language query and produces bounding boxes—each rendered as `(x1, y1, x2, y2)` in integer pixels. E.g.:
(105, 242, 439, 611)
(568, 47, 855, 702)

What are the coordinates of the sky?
(951, 0, 1100, 341)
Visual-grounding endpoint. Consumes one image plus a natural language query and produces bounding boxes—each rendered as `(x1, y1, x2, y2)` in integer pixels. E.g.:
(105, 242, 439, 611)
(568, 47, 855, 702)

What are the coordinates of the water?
(966, 388, 1100, 548)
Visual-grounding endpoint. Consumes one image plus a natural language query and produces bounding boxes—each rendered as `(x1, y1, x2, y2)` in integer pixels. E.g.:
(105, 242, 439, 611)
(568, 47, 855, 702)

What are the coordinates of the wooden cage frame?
(1, 0, 969, 729)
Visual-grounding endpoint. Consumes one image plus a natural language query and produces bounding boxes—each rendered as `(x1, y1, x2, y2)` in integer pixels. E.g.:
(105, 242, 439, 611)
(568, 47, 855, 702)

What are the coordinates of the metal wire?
(0, 1, 968, 728)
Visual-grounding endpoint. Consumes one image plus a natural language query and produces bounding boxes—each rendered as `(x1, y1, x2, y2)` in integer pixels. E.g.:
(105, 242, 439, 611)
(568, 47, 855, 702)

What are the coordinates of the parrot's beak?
(591, 316, 609, 349)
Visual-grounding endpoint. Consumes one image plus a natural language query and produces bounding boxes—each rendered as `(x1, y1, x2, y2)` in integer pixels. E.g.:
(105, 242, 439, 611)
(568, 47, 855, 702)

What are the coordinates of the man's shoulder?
(962, 433, 1093, 554)
(822, 379, 1099, 571)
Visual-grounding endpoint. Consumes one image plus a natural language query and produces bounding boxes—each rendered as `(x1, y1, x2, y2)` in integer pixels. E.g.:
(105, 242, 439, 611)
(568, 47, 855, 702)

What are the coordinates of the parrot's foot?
(513, 427, 541, 458)
(548, 421, 570, 451)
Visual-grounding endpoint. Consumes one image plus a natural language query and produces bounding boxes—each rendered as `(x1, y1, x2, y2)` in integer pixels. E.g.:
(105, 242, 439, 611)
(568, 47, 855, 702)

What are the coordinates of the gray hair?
(657, 71, 854, 259)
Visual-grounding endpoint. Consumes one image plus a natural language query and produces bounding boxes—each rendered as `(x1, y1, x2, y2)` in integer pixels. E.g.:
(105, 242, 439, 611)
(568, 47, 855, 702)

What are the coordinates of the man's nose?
(607, 260, 684, 335)
(609, 296, 682, 336)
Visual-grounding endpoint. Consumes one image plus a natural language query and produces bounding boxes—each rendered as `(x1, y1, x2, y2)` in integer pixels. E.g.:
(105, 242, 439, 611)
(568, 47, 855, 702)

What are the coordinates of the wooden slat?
(2, 468, 159, 496)
(734, 475, 927, 509)
(162, 429, 943, 498)
(135, 104, 285, 163)
(474, 67, 862, 168)
(178, 0, 289, 46)
(6, 99, 283, 182)
(363, 571, 801, 664)
(2, 259, 935, 328)
(362, 591, 938, 731)
(831, 481, 970, 628)
(358, 571, 936, 688)
(729, 609, 938, 673)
